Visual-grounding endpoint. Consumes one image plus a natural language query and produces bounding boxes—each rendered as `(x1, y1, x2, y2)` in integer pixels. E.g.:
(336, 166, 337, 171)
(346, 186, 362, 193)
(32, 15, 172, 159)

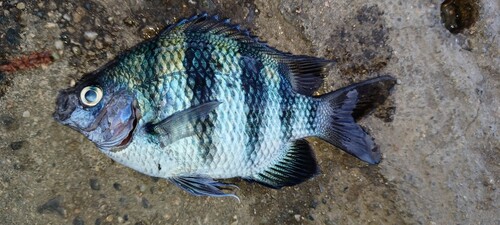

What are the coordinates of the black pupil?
(85, 89, 97, 103)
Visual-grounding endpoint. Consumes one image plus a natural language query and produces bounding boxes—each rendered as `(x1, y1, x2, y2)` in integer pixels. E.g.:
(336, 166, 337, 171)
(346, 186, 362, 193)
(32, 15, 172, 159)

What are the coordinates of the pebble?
(16, 2, 25, 10)
(10, 141, 25, 150)
(103, 35, 113, 45)
(54, 40, 64, 50)
(22, 110, 30, 118)
(6, 28, 21, 45)
(84, 31, 98, 41)
(73, 216, 84, 225)
(89, 178, 101, 190)
(0, 115, 18, 131)
(294, 214, 301, 221)
(72, 46, 81, 55)
(95, 40, 103, 50)
(141, 26, 159, 39)
(141, 197, 151, 208)
(44, 22, 58, 28)
(310, 199, 319, 209)
(37, 195, 66, 217)
(63, 14, 71, 21)
(113, 182, 121, 191)
(123, 17, 137, 26)
(73, 7, 85, 23)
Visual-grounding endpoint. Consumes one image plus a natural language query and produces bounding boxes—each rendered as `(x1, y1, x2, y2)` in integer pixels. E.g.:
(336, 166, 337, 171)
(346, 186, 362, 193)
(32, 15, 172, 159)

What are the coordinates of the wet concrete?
(0, 0, 498, 224)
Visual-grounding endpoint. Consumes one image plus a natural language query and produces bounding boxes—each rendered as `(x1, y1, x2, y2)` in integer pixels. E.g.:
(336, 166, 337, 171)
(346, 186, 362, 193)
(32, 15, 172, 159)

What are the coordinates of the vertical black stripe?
(183, 40, 217, 162)
(239, 56, 266, 164)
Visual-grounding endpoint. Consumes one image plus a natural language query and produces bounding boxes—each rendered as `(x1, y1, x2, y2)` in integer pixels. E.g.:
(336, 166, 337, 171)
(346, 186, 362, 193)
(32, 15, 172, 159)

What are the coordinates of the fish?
(53, 14, 396, 199)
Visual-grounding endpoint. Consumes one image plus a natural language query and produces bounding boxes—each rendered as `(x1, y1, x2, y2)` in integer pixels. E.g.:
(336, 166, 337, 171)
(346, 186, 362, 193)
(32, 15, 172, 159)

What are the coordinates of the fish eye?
(80, 86, 103, 107)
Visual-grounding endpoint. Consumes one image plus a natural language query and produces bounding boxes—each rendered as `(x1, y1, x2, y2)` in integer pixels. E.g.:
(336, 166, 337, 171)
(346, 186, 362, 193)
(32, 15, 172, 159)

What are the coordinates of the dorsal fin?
(159, 13, 334, 96)
(159, 13, 259, 44)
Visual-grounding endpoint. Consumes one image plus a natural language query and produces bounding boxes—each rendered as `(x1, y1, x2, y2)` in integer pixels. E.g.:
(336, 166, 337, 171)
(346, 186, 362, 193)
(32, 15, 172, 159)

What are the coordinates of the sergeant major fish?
(53, 14, 396, 198)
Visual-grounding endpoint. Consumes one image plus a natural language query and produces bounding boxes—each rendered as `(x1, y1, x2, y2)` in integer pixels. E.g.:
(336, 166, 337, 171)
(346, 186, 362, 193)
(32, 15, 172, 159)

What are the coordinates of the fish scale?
(54, 14, 396, 198)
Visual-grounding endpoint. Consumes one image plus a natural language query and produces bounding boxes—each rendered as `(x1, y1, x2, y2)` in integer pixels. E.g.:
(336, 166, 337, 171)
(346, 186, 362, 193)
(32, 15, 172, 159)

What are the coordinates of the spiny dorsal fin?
(279, 55, 332, 96)
(160, 13, 334, 96)
(160, 13, 259, 44)
(250, 139, 319, 189)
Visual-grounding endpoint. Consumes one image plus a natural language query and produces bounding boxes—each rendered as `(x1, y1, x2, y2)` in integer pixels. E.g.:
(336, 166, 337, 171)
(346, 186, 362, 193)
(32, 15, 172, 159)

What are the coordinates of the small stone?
(123, 16, 137, 26)
(72, 46, 81, 55)
(16, 2, 26, 10)
(63, 14, 71, 21)
(0, 115, 18, 131)
(10, 141, 25, 150)
(73, 7, 85, 23)
(141, 197, 151, 208)
(73, 216, 85, 225)
(310, 200, 319, 209)
(45, 22, 58, 28)
(95, 40, 103, 50)
(119, 197, 127, 206)
(89, 178, 101, 190)
(54, 40, 64, 50)
(103, 35, 113, 45)
(294, 214, 301, 221)
(6, 28, 21, 46)
(22, 111, 30, 118)
(113, 182, 121, 191)
(37, 195, 66, 217)
(13, 163, 24, 170)
(105, 215, 113, 222)
(84, 31, 98, 41)
(141, 26, 159, 39)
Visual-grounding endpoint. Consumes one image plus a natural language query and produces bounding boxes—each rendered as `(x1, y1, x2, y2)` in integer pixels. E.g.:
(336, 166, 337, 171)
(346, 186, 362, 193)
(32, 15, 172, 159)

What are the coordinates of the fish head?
(53, 72, 138, 151)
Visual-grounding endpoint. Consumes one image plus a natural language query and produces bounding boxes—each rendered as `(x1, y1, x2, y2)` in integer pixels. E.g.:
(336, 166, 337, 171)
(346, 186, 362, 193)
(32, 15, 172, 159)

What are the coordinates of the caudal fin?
(316, 76, 396, 164)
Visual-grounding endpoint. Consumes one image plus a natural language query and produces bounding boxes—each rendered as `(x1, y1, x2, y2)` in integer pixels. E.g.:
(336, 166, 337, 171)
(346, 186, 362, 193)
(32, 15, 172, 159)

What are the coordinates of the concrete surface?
(0, 0, 498, 224)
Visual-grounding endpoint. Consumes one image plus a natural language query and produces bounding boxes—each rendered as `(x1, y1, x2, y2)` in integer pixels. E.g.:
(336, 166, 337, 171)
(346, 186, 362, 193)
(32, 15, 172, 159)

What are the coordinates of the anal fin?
(169, 176, 239, 200)
(251, 139, 319, 189)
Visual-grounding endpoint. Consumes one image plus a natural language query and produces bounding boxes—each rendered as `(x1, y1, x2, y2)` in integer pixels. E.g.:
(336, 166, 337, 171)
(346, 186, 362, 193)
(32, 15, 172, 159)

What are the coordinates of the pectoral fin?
(145, 101, 221, 145)
(169, 176, 239, 200)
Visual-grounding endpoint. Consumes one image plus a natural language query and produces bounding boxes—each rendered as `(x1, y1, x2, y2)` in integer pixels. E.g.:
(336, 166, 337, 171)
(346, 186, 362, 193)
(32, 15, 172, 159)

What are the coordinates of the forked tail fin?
(316, 76, 396, 164)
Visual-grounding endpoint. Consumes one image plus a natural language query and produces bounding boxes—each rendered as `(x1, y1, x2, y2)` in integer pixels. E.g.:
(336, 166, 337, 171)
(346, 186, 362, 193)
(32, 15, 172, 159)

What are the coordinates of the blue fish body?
(54, 14, 396, 198)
